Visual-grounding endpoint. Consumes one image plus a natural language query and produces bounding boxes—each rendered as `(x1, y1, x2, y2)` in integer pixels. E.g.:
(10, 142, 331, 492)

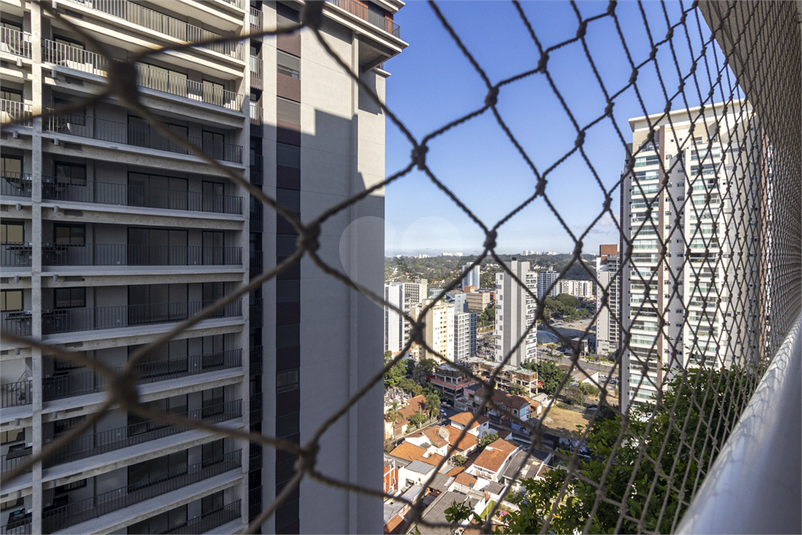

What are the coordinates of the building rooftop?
(472, 438, 519, 473)
(449, 411, 489, 429)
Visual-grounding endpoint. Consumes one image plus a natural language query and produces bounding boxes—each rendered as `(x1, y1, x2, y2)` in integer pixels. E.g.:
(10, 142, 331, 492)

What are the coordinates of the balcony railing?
(41, 299, 243, 335)
(164, 499, 241, 534)
(1, 245, 32, 267)
(0, 27, 32, 59)
(1, 448, 32, 475)
(43, 400, 242, 467)
(250, 7, 263, 34)
(41, 244, 242, 267)
(0, 173, 32, 198)
(42, 349, 243, 401)
(45, 114, 243, 163)
(61, 0, 243, 60)
(136, 64, 243, 111)
(42, 39, 106, 75)
(41, 178, 243, 215)
(248, 486, 262, 520)
(0, 380, 32, 408)
(0, 311, 32, 337)
(1, 100, 32, 125)
(41, 449, 242, 532)
(0, 516, 31, 535)
(325, 0, 401, 38)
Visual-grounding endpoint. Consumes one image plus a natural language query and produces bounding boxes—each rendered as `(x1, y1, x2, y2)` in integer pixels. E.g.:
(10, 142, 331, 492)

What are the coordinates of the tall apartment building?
(536, 267, 557, 299)
(595, 245, 621, 357)
(620, 100, 762, 412)
(556, 279, 593, 299)
(0, 1, 406, 533)
(464, 290, 493, 313)
(384, 280, 427, 354)
(411, 300, 454, 361)
(460, 263, 480, 289)
(494, 260, 537, 368)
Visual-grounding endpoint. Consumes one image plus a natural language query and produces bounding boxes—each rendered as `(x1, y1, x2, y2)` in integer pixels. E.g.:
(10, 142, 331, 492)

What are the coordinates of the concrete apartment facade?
(384, 280, 427, 354)
(620, 101, 762, 411)
(494, 260, 537, 368)
(595, 244, 620, 356)
(460, 263, 479, 290)
(536, 267, 557, 299)
(0, 1, 406, 533)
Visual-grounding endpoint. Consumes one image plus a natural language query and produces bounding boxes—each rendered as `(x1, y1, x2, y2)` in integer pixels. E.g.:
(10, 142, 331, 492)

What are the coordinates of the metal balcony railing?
(0, 245, 32, 267)
(41, 178, 243, 215)
(41, 299, 243, 335)
(250, 7, 263, 34)
(0, 100, 32, 125)
(136, 64, 243, 111)
(250, 55, 262, 81)
(44, 113, 243, 163)
(60, 0, 243, 60)
(42, 39, 107, 75)
(325, 0, 401, 38)
(41, 449, 241, 532)
(164, 499, 241, 534)
(41, 244, 242, 267)
(0, 311, 32, 337)
(1, 448, 32, 475)
(0, 27, 32, 58)
(0, 517, 31, 535)
(250, 252, 263, 276)
(43, 400, 242, 467)
(0, 380, 32, 408)
(250, 346, 263, 374)
(42, 349, 243, 401)
(0, 173, 32, 198)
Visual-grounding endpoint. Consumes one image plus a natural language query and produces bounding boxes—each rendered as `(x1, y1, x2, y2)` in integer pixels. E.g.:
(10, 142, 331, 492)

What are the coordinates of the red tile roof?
(449, 411, 489, 429)
(472, 438, 518, 473)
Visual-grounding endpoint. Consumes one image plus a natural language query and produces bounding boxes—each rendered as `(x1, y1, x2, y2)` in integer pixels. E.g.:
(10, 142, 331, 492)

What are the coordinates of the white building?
(494, 259, 538, 368)
(620, 100, 762, 412)
(0, 1, 407, 533)
(537, 267, 559, 298)
(557, 279, 594, 299)
(384, 280, 428, 354)
(595, 245, 621, 356)
(460, 263, 480, 289)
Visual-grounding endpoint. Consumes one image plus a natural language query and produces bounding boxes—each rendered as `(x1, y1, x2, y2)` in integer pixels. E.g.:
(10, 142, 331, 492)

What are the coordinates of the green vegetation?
(477, 306, 496, 327)
(445, 367, 752, 533)
(524, 360, 567, 396)
(562, 385, 585, 406)
(579, 382, 600, 397)
(407, 412, 428, 429)
(478, 431, 499, 450)
(450, 455, 467, 466)
(543, 293, 594, 322)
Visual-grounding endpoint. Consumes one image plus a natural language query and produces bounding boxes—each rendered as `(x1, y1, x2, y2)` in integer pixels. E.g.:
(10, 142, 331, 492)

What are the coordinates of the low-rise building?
(467, 359, 539, 395)
(465, 291, 494, 313)
(405, 425, 479, 457)
(473, 387, 534, 422)
(428, 364, 479, 405)
(384, 395, 427, 439)
(467, 438, 519, 482)
(448, 412, 491, 438)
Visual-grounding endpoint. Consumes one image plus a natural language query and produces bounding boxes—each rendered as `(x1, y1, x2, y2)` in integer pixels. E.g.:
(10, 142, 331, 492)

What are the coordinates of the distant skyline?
(381, 1, 729, 256)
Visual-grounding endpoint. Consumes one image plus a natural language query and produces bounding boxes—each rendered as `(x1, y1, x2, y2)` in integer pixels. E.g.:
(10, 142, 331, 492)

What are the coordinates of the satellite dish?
(437, 426, 450, 440)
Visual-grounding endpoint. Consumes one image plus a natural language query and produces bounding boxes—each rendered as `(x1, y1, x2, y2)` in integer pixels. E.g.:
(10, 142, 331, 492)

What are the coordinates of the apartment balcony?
(41, 449, 241, 533)
(1, 100, 32, 125)
(250, 7, 263, 36)
(250, 251, 263, 277)
(40, 244, 242, 267)
(0, 27, 32, 59)
(249, 346, 262, 374)
(1, 516, 31, 535)
(248, 486, 262, 520)
(325, 0, 401, 38)
(1, 447, 32, 475)
(164, 499, 241, 534)
(57, 0, 244, 61)
(136, 64, 243, 111)
(0, 173, 32, 198)
(0, 380, 32, 409)
(42, 349, 242, 401)
(250, 56, 262, 90)
(0, 312, 32, 337)
(250, 153, 263, 185)
(44, 114, 243, 164)
(249, 298, 262, 321)
(41, 179, 243, 215)
(43, 400, 242, 467)
(1, 245, 32, 268)
(40, 299, 243, 336)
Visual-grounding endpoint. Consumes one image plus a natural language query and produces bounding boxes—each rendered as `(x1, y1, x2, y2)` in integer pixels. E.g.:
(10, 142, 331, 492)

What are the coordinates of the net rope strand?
(0, 0, 799, 534)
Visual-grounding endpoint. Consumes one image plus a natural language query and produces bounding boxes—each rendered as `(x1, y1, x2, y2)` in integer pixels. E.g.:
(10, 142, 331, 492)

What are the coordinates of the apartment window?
(276, 142, 300, 168)
(54, 287, 85, 309)
(1, 155, 22, 176)
(277, 50, 300, 79)
(1, 221, 23, 244)
(202, 491, 224, 513)
(0, 290, 22, 312)
(54, 36, 84, 50)
(128, 505, 187, 534)
(276, 324, 299, 349)
(276, 188, 300, 214)
(277, 97, 300, 124)
(203, 80, 225, 106)
(277, 368, 299, 393)
(202, 130, 225, 160)
(202, 334, 225, 367)
(0, 20, 22, 32)
(128, 172, 187, 210)
(53, 97, 86, 126)
(54, 224, 85, 245)
(276, 3, 300, 26)
(54, 162, 86, 186)
(128, 228, 187, 265)
(1, 88, 22, 103)
(202, 439, 224, 466)
(202, 387, 224, 417)
(128, 450, 188, 490)
(202, 181, 225, 213)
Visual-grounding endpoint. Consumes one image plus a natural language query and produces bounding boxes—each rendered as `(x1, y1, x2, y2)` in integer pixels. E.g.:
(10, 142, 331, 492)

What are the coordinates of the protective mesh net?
(1, 1, 800, 534)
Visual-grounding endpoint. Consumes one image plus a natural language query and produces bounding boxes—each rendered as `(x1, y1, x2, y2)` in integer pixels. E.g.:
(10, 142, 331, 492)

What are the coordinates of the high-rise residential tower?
(0, 1, 407, 533)
(460, 263, 480, 289)
(620, 100, 762, 412)
(595, 244, 621, 356)
(494, 260, 538, 368)
(536, 267, 558, 299)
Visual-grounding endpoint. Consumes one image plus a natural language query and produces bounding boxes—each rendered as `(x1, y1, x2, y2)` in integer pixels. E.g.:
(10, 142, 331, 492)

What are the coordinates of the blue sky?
(381, 1, 725, 256)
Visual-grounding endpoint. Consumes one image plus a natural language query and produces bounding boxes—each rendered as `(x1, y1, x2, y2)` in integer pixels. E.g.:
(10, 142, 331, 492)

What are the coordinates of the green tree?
(385, 400, 402, 437)
(384, 359, 405, 388)
(450, 455, 467, 466)
(408, 412, 428, 429)
(563, 385, 585, 406)
(384, 350, 393, 364)
(412, 385, 423, 396)
(535, 361, 567, 396)
(448, 367, 751, 533)
(398, 377, 415, 393)
(478, 431, 499, 450)
(425, 394, 440, 417)
(580, 382, 600, 397)
(508, 385, 525, 396)
(405, 358, 416, 378)
(415, 358, 437, 381)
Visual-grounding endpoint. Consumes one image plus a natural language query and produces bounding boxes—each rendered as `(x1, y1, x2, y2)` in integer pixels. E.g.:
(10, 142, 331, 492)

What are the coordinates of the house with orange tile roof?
(404, 424, 480, 457)
(473, 387, 534, 422)
(388, 441, 446, 470)
(384, 394, 427, 439)
(449, 411, 491, 437)
(467, 438, 520, 482)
